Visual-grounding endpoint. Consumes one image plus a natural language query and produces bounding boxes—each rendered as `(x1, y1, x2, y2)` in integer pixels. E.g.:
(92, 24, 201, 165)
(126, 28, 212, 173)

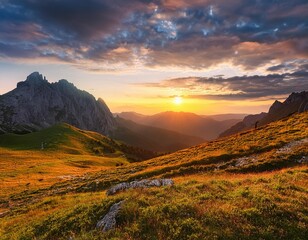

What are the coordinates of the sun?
(173, 96, 183, 105)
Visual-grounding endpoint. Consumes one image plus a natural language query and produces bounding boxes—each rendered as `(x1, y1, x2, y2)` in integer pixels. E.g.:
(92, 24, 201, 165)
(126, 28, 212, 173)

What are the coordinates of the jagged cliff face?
(0, 72, 115, 134)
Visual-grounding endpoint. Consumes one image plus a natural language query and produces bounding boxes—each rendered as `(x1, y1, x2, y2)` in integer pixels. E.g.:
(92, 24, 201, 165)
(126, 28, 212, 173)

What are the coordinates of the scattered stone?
(106, 179, 174, 196)
(233, 138, 308, 168)
(96, 200, 124, 232)
(234, 156, 258, 167)
(276, 138, 308, 154)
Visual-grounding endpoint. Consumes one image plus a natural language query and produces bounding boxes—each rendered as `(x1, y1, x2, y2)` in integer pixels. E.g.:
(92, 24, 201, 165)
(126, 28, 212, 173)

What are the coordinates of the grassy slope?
(0, 123, 151, 197)
(0, 123, 123, 153)
(0, 113, 307, 239)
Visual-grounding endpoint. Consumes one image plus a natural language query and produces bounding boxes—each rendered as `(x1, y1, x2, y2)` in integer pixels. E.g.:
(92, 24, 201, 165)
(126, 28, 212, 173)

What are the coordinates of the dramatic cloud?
(140, 70, 308, 100)
(0, 0, 307, 71)
(267, 59, 308, 73)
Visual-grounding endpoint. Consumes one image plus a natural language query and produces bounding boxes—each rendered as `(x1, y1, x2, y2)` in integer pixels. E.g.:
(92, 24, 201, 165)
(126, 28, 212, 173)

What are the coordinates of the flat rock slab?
(107, 179, 174, 196)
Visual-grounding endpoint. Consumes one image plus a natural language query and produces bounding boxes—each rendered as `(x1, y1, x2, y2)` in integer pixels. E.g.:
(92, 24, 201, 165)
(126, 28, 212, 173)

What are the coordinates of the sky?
(0, 0, 307, 115)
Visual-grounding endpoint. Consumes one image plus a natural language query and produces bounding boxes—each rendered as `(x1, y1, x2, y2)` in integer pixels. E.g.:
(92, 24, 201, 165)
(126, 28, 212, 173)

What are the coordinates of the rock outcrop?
(0, 72, 115, 135)
(96, 200, 124, 232)
(107, 179, 174, 196)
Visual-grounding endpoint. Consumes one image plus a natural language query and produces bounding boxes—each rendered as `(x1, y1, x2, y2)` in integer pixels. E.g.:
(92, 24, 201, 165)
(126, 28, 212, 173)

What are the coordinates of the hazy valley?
(115, 111, 243, 140)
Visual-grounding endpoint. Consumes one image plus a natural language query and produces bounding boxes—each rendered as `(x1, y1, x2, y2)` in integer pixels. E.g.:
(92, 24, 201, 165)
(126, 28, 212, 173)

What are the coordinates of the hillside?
(111, 117, 205, 153)
(117, 111, 241, 140)
(0, 124, 156, 196)
(1, 112, 307, 239)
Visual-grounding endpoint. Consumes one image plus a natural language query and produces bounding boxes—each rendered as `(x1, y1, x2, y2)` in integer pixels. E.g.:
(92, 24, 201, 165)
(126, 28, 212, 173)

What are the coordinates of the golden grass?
(173, 165, 308, 184)
(0, 148, 127, 197)
(0, 191, 107, 237)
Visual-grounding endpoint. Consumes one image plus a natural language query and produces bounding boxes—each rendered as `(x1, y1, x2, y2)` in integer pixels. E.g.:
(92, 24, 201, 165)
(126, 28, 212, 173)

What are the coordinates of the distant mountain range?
(220, 91, 308, 137)
(116, 111, 242, 140)
(111, 117, 205, 153)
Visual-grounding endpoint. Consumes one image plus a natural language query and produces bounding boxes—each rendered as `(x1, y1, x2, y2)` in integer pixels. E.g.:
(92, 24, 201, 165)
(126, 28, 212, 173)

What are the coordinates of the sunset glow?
(173, 96, 183, 105)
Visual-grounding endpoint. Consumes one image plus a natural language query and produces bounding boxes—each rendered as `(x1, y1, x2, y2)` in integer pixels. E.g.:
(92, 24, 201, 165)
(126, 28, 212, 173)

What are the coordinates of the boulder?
(107, 178, 174, 196)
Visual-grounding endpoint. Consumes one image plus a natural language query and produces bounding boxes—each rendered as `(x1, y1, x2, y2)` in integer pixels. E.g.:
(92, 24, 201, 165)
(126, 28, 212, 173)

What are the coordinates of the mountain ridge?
(220, 91, 308, 138)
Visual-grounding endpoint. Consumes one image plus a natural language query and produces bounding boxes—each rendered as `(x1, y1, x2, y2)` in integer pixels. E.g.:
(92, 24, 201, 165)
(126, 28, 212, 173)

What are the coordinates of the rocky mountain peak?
(25, 72, 47, 83)
(17, 72, 48, 89)
(284, 91, 308, 104)
(0, 73, 116, 135)
(269, 100, 283, 113)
